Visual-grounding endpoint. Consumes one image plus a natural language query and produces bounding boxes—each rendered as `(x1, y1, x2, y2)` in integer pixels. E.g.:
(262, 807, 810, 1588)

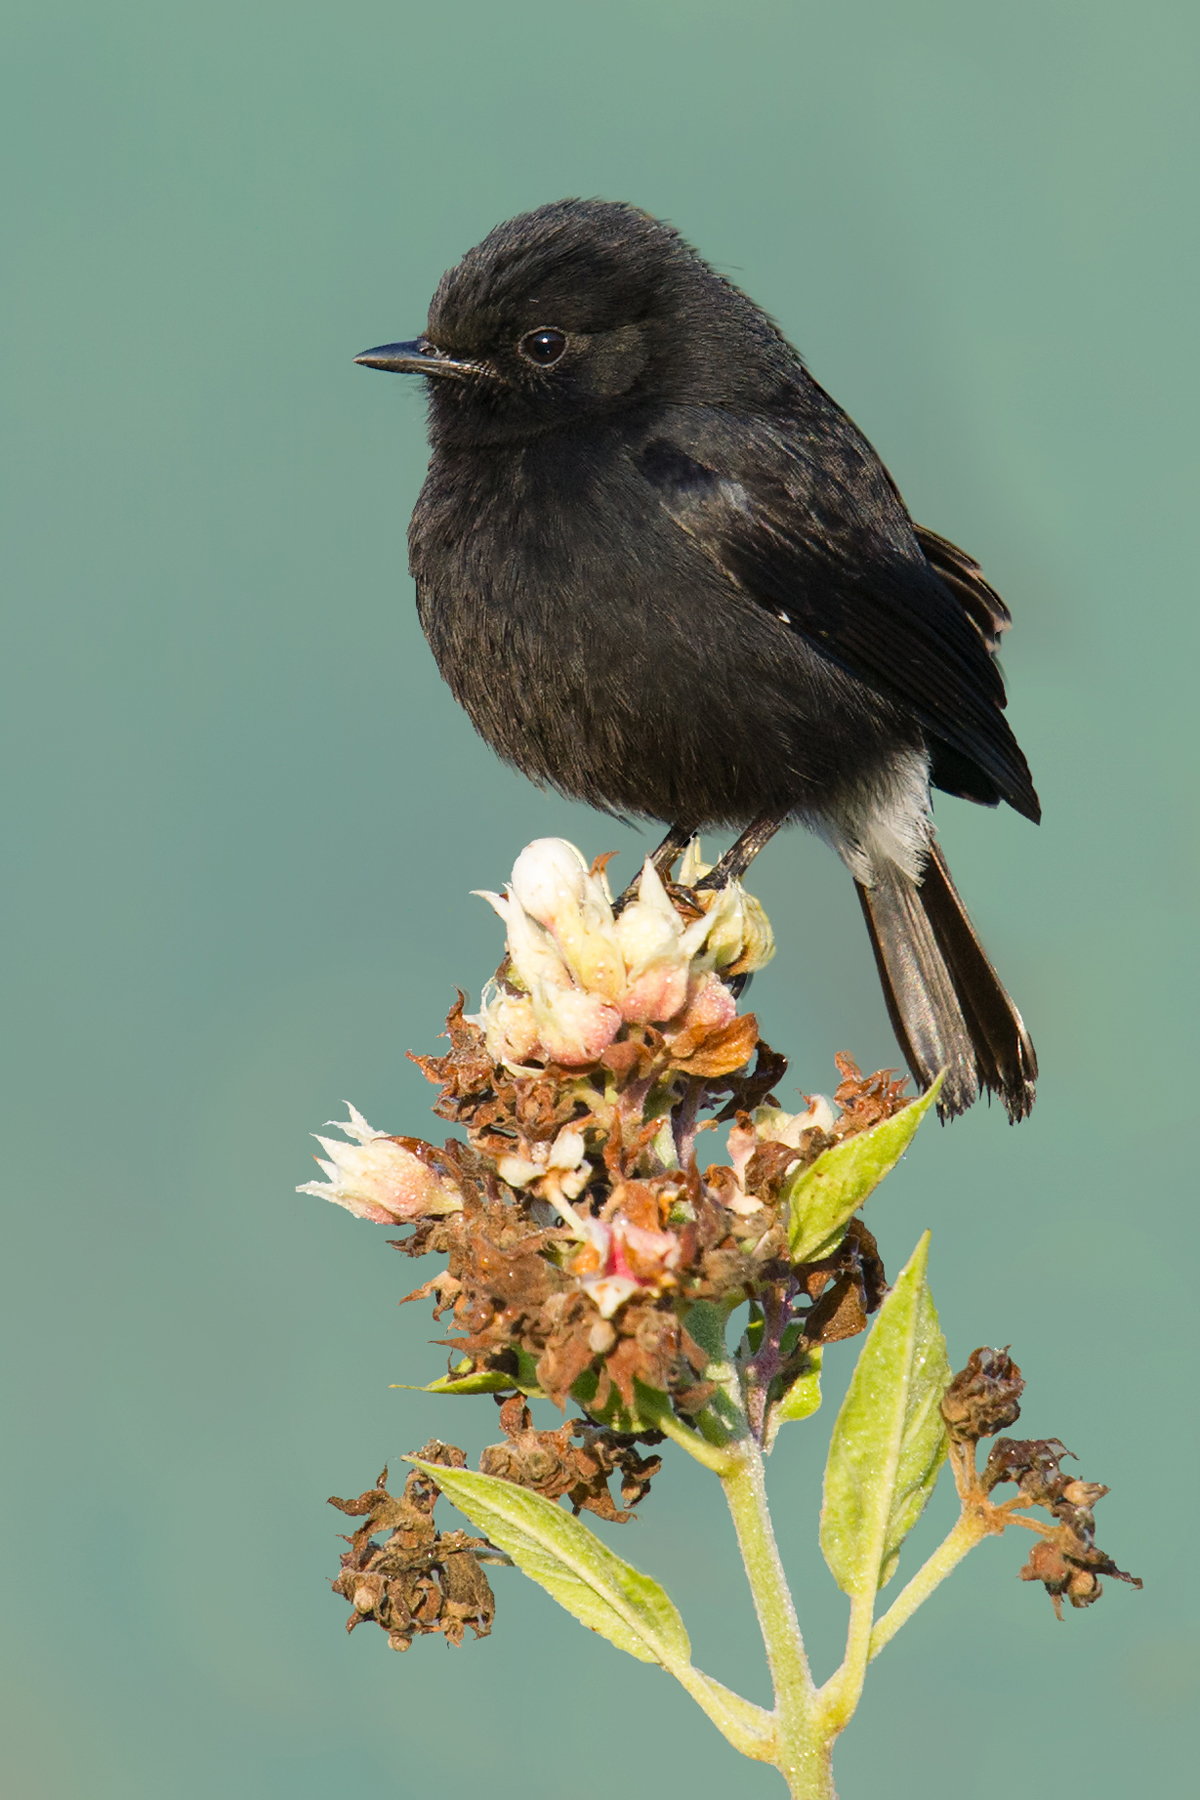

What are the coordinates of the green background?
(3, 2, 1195, 1794)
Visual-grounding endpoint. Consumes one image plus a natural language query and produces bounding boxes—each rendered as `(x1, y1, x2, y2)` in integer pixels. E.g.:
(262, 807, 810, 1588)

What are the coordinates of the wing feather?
(637, 412, 1038, 823)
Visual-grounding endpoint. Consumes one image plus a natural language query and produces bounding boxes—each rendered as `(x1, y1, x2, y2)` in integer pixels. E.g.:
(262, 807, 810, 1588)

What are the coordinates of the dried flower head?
(940, 1349, 1142, 1624)
(477, 1395, 662, 1521)
(329, 1450, 497, 1649)
(941, 1346, 1025, 1443)
(983, 1436, 1143, 1619)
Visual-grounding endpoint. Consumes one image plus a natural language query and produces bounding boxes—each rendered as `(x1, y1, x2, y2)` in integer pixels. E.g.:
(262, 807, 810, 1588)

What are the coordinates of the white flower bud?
(588, 1319, 618, 1354)
(297, 1105, 461, 1223)
(496, 1153, 544, 1189)
(584, 1275, 642, 1319)
(510, 838, 625, 999)
(755, 1095, 836, 1146)
(509, 837, 591, 918)
(472, 989, 542, 1066)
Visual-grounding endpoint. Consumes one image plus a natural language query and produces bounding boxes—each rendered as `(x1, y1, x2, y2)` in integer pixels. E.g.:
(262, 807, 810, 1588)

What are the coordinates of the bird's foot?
(693, 812, 788, 890)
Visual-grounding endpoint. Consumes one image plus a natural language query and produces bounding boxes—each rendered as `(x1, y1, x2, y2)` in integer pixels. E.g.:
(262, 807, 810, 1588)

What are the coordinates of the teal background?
(2, 2, 1195, 1794)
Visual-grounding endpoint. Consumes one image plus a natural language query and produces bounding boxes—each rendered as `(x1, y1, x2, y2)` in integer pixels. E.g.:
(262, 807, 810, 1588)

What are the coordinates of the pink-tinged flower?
(297, 1104, 462, 1224)
(672, 969, 739, 1038)
(530, 987, 623, 1066)
(725, 1096, 837, 1213)
(572, 1211, 683, 1319)
(474, 848, 624, 1067)
(614, 859, 711, 1022)
(497, 1125, 593, 1219)
(474, 990, 543, 1066)
(472, 979, 622, 1070)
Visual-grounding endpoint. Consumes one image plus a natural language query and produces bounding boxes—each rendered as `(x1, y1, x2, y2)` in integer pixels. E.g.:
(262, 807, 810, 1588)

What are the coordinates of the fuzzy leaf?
(393, 1349, 546, 1398)
(786, 1077, 942, 1264)
(682, 1299, 731, 1366)
(392, 1368, 517, 1395)
(411, 1460, 691, 1667)
(819, 1233, 951, 1596)
(764, 1347, 822, 1452)
(569, 1366, 642, 1432)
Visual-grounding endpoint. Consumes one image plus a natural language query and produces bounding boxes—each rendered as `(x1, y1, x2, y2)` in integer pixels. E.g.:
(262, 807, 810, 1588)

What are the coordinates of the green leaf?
(682, 1298, 732, 1364)
(569, 1366, 645, 1432)
(680, 1299, 746, 1439)
(819, 1232, 951, 1597)
(785, 1077, 942, 1264)
(392, 1348, 546, 1398)
(392, 1368, 515, 1396)
(410, 1459, 691, 1668)
(764, 1346, 823, 1452)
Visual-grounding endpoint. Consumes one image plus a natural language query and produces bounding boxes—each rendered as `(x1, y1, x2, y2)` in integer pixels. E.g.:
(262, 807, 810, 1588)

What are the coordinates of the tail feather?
(855, 848, 1037, 1122)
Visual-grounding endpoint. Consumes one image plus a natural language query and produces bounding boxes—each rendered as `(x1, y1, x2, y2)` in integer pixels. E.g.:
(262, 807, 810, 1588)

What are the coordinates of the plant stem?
(866, 1511, 988, 1662)
(816, 1591, 875, 1738)
(721, 1441, 837, 1800)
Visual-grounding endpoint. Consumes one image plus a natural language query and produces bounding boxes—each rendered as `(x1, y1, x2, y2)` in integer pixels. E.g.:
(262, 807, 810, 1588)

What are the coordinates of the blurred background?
(2, 2, 1195, 1794)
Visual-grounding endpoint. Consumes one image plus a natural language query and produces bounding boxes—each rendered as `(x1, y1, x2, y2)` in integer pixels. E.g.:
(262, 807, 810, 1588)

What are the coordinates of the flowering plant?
(302, 839, 1136, 1798)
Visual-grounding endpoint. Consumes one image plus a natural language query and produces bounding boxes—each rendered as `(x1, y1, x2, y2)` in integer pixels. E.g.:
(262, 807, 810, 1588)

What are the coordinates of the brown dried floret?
(979, 1435, 1142, 1620)
(980, 1435, 1071, 1503)
(1019, 1524, 1142, 1619)
(668, 1010, 762, 1078)
(599, 1295, 713, 1416)
(709, 1038, 789, 1123)
(829, 1054, 911, 1139)
(436, 1191, 570, 1357)
(328, 1450, 496, 1649)
(941, 1347, 1026, 1444)
(478, 1395, 662, 1520)
(410, 994, 497, 1120)
(795, 1219, 888, 1347)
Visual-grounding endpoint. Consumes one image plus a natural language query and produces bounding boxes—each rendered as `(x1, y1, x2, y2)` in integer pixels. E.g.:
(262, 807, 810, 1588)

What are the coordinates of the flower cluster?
(941, 1347, 1141, 1617)
(301, 839, 912, 1431)
(471, 837, 773, 1068)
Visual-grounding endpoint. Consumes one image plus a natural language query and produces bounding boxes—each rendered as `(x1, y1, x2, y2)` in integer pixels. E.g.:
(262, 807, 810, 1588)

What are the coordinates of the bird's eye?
(519, 327, 568, 366)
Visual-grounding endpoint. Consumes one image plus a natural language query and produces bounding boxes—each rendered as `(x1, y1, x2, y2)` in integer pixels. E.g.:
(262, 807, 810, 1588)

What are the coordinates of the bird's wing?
(636, 411, 1038, 822)
(912, 524, 1012, 654)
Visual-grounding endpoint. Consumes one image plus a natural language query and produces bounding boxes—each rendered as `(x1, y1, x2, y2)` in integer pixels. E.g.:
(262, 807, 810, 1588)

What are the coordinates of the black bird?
(356, 199, 1039, 1121)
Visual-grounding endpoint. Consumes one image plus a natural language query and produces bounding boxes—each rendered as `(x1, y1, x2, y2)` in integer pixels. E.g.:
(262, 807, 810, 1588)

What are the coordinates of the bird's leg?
(648, 821, 698, 880)
(695, 811, 788, 890)
(612, 822, 696, 911)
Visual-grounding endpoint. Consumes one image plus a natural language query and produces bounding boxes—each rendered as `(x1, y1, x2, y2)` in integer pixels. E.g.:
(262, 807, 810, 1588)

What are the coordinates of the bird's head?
(356, 199, 799, 445)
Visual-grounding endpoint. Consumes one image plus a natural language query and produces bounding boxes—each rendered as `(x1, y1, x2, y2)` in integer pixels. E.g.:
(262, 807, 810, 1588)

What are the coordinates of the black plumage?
(356, 199, 1039, 1120)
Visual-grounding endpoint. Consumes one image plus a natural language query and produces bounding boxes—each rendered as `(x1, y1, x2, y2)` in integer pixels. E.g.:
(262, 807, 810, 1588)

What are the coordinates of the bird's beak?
(354, 338, 475, 379)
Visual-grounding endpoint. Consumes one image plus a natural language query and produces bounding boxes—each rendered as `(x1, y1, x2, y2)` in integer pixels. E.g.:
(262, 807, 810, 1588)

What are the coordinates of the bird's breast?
(407, 437, 915, 827)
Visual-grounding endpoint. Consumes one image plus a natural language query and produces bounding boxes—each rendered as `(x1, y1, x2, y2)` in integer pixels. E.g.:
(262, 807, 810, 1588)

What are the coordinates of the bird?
(355, 198, 1039, 1121)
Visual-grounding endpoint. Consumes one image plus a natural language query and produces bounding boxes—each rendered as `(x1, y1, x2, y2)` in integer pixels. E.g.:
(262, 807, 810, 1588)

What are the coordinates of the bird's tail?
(855, 843, 1036, 1121)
